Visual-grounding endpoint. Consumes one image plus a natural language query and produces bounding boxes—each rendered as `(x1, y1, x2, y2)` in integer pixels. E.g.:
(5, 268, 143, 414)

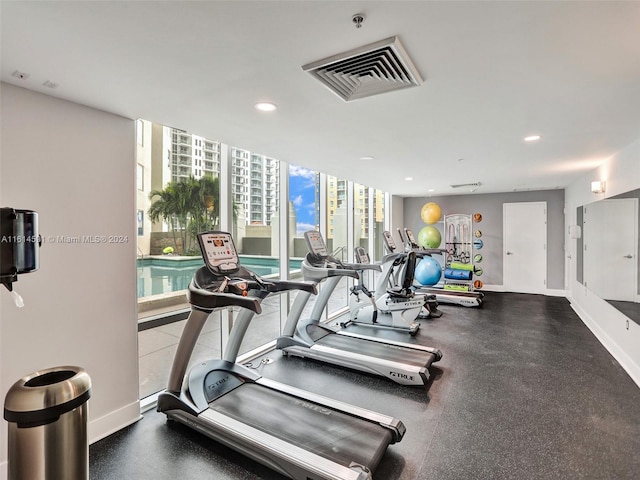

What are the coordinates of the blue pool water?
(137, 256, 301, 298)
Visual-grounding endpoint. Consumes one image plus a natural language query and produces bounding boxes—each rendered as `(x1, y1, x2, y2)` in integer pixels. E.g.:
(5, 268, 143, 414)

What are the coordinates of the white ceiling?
(2, 1, 639, 197)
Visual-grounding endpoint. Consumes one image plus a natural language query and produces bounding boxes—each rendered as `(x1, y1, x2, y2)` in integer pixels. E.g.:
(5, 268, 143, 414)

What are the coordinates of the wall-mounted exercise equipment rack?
(444, 214, 475, 292)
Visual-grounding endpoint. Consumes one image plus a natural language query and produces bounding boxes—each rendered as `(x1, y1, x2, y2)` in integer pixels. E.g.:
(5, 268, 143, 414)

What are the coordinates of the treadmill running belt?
(211, 383, 393, 471)
(318, 333, 435, 367)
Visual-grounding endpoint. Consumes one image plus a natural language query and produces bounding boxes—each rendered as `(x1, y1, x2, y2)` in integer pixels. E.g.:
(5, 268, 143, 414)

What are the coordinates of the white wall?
(565, 138, 640, 387)
(404, 190, 566, 291)
(0, 83, 140, 474)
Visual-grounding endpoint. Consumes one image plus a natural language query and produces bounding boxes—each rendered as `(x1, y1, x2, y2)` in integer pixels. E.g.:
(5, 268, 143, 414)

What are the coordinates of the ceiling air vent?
(450, 182, 481, 189)
(302, 36, 423, 102)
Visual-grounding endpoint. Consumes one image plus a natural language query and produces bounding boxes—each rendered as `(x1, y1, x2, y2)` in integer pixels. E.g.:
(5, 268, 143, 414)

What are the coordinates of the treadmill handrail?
(380, 252, 406, 264)
(188, 279, 262, 314)
(411, 248, 447, 257)
(344, 261, 382, 273)
(257, 278, 318, 295)
(302, 259, 359, 281)
(305, 252, 366, 275)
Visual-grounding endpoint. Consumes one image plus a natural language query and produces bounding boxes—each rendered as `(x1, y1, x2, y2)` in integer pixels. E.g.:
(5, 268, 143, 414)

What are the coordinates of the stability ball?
(418, 225, 442, 248)
(415, 257, 441, 286)
(420, 202, 442, 225)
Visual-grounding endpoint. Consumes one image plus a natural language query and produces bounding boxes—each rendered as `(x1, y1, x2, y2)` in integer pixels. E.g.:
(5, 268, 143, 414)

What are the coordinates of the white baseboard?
(89, 400, 142, 444)
(481, 285, 567, 297)
(571, 302, 640, 389)
(545, 288, 567, 297)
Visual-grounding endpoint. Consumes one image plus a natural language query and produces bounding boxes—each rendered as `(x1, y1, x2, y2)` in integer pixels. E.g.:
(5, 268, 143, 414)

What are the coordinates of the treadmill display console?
(405, 229, 418, 247)
(354, 247, 370, 264)
(304, 230, 328, 257)
(198, 232, 239, 274)
(383, 231, 396, 251)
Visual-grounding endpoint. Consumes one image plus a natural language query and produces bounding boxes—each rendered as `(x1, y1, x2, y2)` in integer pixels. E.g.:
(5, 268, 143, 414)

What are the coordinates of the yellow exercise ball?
(420, 202, 442, 225)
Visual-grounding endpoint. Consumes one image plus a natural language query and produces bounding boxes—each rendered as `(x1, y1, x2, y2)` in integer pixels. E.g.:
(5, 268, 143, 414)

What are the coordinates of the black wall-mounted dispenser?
(1, 208, 40, 292)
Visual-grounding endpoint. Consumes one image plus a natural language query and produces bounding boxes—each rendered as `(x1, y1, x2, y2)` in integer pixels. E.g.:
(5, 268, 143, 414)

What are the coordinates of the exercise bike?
(343, 246, 440, 335)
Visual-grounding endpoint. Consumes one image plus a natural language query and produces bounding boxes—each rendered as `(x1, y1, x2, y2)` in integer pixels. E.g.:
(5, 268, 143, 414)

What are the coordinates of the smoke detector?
(11, 70, 30, 80)
(302, 36, 424, 102)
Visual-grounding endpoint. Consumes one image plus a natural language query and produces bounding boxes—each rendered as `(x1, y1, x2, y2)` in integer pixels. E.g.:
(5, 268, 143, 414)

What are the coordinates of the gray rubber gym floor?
(89, 292, 640, 479)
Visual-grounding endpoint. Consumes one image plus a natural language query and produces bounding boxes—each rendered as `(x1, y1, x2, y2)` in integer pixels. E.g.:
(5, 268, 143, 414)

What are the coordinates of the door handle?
(623, 254, 633, 259)
(506, 251, 514, 255)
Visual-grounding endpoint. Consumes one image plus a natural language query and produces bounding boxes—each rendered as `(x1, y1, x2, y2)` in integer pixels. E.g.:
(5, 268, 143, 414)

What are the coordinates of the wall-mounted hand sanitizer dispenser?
(1, 208, 40, 292)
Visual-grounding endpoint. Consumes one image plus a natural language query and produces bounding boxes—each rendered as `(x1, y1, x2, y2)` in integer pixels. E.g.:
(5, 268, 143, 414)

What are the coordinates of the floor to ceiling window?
(354, 183, 369, 252)
(136, 120, 222, 399)
(325, 175, 351, 317)
(372, 188, 388, 261)
(287, 164, 320, 322)
(135, 119, 392, 399)
(230, 148, 283, 356)
(353, 182, 376, 293)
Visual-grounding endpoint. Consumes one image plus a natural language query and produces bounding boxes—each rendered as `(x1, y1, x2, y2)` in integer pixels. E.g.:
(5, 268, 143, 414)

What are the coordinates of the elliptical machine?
(158, 231, 406, 480)
(377, 232, 442, 320)
(344, 246, 421, 335)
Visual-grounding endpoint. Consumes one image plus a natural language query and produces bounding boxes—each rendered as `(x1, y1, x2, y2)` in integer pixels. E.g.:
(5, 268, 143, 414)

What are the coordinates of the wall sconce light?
(591, 181, 606, 194)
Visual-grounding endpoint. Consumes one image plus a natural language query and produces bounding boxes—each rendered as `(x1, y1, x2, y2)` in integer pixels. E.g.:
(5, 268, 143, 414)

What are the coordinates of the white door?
(503, 202, 547, 293)
(600, 198, 638, 301)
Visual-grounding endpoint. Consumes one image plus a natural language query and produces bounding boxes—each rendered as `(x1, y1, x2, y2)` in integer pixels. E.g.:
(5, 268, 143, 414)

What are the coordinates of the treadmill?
(157, 231, 405, 480)
(276, 230, 442, 386)
(395, 229, 483, 308)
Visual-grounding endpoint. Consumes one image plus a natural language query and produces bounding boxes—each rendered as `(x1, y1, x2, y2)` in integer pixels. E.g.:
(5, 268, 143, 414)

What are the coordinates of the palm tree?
(148, 175, 231, 254)
(198, 175, 221, 230)
(184, 175, 222, 253)
(148, 184, 182, 252)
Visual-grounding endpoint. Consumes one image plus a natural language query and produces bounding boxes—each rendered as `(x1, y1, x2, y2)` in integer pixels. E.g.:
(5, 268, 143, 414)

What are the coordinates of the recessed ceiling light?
(428, 188, 435, 192)
(524, 135, 541, 142)
(255, 102, 277, 112)
(405, 176, 413, 181)
(360, 156, 374, 161)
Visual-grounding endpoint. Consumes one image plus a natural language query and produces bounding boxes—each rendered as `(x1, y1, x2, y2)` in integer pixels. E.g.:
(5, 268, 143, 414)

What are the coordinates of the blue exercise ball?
(414, 256, 441, 286)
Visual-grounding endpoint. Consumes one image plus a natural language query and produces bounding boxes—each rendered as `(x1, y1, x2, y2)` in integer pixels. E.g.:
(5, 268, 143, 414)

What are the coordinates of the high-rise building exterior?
(326, 176, 348, 239)
(326, 179, 384, 239)
(139, 120, 281, 228)
(231, 148, 280, 226)
(137, 120, 384, 256)
(169, 130, 221, 183)
(137, 120, 284, 254)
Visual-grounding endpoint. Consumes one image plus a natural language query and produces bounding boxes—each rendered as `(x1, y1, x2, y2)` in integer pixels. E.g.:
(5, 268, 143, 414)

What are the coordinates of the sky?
(289, 165, 317, 236)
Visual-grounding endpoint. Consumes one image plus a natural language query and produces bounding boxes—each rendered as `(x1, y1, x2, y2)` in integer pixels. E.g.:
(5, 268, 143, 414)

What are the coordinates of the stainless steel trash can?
(3, 366, 92, 480)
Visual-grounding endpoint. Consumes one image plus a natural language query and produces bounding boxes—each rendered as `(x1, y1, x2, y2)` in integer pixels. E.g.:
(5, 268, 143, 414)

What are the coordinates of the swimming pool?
(136, 256, 302, 298)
